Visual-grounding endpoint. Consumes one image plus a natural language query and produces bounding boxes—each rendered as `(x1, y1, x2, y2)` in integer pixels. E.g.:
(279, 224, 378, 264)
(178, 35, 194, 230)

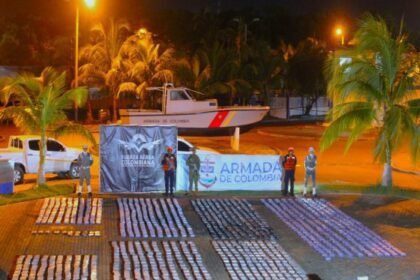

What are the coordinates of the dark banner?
(100, 125, 177, 193)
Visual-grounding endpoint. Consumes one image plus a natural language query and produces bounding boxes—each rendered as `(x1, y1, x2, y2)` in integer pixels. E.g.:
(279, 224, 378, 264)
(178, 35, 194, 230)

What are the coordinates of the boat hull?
(119, 107, 269, 129)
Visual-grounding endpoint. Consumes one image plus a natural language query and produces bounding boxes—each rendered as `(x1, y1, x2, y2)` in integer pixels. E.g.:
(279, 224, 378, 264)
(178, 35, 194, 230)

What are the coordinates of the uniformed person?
(161, 147, 177, 196)
(77, 144, 93, 197)
(282, 147, 297, 196)
(186, 147, 200, 195)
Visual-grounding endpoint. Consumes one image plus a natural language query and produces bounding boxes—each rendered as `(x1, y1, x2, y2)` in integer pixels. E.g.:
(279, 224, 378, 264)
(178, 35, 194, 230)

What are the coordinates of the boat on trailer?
(119, 84, 269, 129)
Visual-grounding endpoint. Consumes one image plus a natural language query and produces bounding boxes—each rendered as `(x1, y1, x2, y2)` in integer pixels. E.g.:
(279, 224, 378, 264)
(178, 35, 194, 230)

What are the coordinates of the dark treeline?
(0, 3, 418, 118)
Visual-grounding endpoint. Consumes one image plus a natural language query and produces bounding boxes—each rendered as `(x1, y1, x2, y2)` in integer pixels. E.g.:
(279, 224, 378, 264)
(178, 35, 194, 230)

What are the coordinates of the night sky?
(124, 0, 418, 27)
(0, 0, 419, 34)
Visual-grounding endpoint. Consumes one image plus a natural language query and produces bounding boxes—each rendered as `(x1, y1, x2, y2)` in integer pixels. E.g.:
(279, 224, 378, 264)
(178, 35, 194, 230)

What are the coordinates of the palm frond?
(0, 106, 39, 134)
(321, 102, 375, 152)
(53, 123, 97, 146)
(407, 98, 420, 117)
(117, 82, 137, 98)
(62, 87, 88, 108)
(152, 70, 173, 84)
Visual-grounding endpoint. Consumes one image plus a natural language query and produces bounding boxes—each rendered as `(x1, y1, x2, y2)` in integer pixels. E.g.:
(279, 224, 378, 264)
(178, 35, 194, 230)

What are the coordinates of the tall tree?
(0, 67, 96, 187)
(321, 14, 419, 187)
(288, 37, 327, 114)
(109, 29, 175, 114)
(174, 42, 252, 105)
(245, 41, 285, 105)
(78, 18, 130, 121)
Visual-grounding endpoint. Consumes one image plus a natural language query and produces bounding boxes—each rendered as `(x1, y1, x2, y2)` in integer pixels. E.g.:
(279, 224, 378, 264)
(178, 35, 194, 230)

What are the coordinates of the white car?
(177, 138, 219, 155)
(0, 135, 82, 184)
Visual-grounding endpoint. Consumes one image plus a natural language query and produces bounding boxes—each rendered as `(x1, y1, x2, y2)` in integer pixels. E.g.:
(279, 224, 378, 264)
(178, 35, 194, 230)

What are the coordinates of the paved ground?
(0, 193, 419, 280)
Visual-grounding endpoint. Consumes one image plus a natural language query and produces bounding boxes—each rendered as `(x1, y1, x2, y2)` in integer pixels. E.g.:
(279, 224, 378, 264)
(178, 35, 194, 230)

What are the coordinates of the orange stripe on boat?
(221, 111, 237, 127)
(209, 111, 229, 128)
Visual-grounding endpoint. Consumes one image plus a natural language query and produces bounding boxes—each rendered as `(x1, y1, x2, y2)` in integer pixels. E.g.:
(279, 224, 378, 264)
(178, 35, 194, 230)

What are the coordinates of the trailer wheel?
(14, 165, 24, 184)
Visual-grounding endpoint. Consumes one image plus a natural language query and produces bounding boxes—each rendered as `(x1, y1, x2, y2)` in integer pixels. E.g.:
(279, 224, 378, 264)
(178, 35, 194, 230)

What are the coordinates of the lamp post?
(74, 0, 95, 121)
(335, 27, 344, 46)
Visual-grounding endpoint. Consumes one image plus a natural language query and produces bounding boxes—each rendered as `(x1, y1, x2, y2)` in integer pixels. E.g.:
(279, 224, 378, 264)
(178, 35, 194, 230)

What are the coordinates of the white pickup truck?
(0, 135, 82, 184)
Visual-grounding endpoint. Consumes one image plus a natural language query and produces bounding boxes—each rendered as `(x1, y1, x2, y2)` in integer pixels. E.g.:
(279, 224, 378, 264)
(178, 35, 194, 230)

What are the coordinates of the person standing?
(186, 147, 201, 195)
(77, 144, 93, 197)
(282, 147, 297, 196)
(304, 147, 317, 197)
(161, 146, 177, 196)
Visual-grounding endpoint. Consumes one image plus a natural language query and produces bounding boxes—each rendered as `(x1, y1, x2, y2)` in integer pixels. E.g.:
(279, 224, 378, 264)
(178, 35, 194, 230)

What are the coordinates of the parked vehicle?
(0, 136, 82, 184)
(177, 138, 218, 155)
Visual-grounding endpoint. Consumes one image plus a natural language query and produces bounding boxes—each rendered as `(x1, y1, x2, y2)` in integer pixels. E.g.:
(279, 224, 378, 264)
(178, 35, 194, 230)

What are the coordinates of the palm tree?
(288, 37, 327, 114)
(321, 14, 419, 187)
(245, 41, 285, 105)
(78, 18, 130, 121)
(0, 67, 96, 187)
(110, 29, 175, 113)
(171, 49, 211, 91)
(175, 42, 252, 105)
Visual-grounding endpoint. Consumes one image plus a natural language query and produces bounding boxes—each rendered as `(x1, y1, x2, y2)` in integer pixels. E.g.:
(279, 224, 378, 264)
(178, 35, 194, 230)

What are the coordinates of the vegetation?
(0, 67, 96, 187)
(321, 14, 420, 188)
(0, 8, 338, 118)
(78, 18, 131, 121)
(0, 184, 74, 206)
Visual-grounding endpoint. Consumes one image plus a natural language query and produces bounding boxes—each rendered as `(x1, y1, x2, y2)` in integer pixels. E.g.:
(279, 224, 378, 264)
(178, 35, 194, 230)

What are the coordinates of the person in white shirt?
(304, 147, 317, 197)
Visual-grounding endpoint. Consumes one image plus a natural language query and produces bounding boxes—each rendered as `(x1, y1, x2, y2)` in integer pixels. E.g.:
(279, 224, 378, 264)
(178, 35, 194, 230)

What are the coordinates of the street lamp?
(335, 26, 344, 46)
(74, 0, 95, 121)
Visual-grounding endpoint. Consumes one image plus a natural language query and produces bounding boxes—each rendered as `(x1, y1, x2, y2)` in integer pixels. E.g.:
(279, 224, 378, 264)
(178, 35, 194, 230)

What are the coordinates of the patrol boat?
(119, 84, 269, 130)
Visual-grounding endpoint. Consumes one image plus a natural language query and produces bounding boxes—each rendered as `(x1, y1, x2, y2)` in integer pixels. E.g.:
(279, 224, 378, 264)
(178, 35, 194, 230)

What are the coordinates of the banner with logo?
(100, 125, 177, 193)
(177, 154, 282, 191)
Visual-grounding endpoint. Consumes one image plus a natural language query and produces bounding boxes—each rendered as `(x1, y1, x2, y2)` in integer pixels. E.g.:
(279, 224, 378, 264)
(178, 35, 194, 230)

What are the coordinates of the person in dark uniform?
(186, 147, 201, 195)
(77, 144, 93, 197)
(282, 147, 297, 196)
(161, 146, 177, 196)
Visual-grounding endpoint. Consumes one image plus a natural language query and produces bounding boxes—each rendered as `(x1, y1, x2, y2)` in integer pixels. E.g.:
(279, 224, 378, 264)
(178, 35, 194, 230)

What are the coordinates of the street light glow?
(84, 0, 95, 8)
(335, 26, 345, 46)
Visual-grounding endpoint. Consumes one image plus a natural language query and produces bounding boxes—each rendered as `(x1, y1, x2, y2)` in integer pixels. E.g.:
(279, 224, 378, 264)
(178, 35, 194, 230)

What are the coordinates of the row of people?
(76, 144, 317, 197)
(281, 146, 318, 197)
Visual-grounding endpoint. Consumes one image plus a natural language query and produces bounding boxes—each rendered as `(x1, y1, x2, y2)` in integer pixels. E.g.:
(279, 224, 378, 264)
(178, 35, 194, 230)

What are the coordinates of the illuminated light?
(139, 28, 148, 35)
(334, 26, 345, 45)
(84, 0, 95, 8)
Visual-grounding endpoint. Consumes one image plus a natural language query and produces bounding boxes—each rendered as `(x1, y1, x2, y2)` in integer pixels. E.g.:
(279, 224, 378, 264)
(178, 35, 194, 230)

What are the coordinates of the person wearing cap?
(282, 147, 297, 196)
(77, 144, 93, 197)
(304, 147, 317, 197)
(186, 147, 201, 195)
(161, 146, 177, 196)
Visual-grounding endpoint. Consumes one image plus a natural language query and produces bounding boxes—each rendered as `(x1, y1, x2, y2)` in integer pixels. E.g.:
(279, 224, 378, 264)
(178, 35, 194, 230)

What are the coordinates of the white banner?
(177, 154, 282, 191)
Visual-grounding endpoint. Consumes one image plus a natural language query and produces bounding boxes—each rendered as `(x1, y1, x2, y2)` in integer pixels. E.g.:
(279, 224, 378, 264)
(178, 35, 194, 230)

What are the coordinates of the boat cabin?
(120, 84, 218, 115)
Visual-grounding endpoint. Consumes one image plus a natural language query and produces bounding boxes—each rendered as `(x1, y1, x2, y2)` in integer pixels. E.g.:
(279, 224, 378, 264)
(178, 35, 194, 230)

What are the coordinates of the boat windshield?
(185, 89, 207, 101)
(170, 90, 190, 100)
